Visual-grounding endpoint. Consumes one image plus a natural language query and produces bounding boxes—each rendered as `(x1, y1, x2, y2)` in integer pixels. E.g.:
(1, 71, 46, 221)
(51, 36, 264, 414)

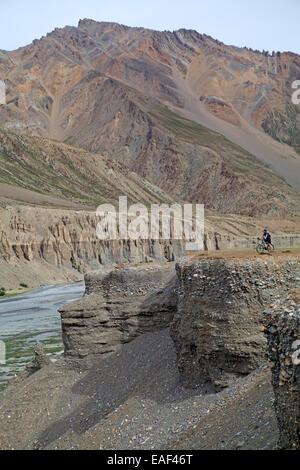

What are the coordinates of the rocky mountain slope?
(0, 328, 278, 450)
(1, 19, 300, 211)
(0, 126, 299, 290)
(0, 128, 176, 208)
(0, 128, 184, 288)
(1, 115, 300, 217)
(0, 124, 299, 290)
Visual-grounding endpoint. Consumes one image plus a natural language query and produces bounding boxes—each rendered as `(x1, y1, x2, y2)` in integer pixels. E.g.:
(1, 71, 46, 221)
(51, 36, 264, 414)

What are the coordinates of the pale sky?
(0, 0, 299, 54)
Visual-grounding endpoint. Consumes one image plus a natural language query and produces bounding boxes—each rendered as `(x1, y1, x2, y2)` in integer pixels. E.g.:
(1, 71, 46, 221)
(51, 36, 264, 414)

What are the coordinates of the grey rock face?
(264, 294, 300, 449)
(170, 256, 300, 390)
(59, 263, 178, 367)
(59, 253, 300, 404)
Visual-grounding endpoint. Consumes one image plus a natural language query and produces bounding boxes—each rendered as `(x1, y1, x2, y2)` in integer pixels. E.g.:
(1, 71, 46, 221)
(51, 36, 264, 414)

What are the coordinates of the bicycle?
(255, 238, 275, 254)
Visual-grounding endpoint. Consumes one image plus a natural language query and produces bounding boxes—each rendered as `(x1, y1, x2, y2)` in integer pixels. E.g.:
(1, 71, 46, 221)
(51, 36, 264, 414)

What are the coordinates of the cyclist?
(262, 229, 272, 249)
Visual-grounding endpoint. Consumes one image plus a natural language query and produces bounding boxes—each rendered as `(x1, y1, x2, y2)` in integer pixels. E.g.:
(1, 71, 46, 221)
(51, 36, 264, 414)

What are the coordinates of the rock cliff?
(264, 289, 300, 449)
(1, 254, 300, 450)
(59, 254, 300, 390)
(0, 205, 184, 289)
(170, 256, 300, 390)
(60, 263, 177, 367)
(1, 200, 300, 290)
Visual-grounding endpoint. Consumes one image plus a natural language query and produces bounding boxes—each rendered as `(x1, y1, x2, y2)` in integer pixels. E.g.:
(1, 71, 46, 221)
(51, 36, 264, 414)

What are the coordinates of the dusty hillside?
(0, 19, 300, 195)
(1, 113, 300, 217)
(0, 128, 176, 208)
(0, 128, 299, 290)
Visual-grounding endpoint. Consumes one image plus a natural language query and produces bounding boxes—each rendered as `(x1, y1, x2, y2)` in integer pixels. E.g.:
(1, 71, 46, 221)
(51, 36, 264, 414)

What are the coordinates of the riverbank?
(1, 287, 33, 298)
(0, 258, 84, 291)
(0, 281, 84, 391)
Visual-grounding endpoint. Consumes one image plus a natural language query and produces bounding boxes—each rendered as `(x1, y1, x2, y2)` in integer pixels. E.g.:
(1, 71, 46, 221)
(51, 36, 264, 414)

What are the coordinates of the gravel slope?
(0, 328, 278, 450)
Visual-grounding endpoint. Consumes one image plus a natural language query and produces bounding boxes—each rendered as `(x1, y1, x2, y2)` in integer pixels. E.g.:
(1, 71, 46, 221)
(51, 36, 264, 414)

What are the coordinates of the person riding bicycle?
(262, 229, 272, 248)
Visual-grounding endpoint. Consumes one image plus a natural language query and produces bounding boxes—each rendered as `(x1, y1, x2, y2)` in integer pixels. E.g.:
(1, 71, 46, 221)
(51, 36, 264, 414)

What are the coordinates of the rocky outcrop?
(170, 256, 300, 390)
(0, 127, 177, 209)
(59, 263, 178, 367)
(7, 344, 52, 387)
(1, 254, 300, 450)
(199, 95, 241, 126)
(59, 254, 300, 382)
(264, 290, 300, 449)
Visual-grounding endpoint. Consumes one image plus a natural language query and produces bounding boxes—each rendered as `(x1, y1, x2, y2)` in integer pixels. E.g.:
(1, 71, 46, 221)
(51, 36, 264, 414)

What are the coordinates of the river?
(0, 281, 84, 390)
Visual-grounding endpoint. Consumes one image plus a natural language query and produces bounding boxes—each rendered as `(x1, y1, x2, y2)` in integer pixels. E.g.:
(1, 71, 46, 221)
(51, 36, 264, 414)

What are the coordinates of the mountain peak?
(1, 17, 300, 203)
(78, 18, 133, 33)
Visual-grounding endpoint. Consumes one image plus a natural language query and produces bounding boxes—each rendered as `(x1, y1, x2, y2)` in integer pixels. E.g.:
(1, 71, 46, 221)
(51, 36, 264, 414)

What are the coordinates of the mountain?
(0, 19, 300, 216)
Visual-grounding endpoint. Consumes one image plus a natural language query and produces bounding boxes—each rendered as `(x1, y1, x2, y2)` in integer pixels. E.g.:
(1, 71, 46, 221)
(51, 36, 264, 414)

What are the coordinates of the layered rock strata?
(1, 204, 299, 291)
(264, 290, 300, 449)
(170, 256, 300, 390)
(59, 263, 178, 367)
(60, 255, 300, 381)
(0, 205, 184, 288)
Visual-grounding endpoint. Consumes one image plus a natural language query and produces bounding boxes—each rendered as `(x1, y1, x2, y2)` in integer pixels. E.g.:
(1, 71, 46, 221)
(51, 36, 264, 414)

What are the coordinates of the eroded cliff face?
(2, 255, 300, 450)
(3, 201, 300, 289)
(170, 256, 300, 390)
(59, 263, 177, 367)
(59, 254, 300, 390)
(0, 205, 184, 289)
(264, 290, 300, 449)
